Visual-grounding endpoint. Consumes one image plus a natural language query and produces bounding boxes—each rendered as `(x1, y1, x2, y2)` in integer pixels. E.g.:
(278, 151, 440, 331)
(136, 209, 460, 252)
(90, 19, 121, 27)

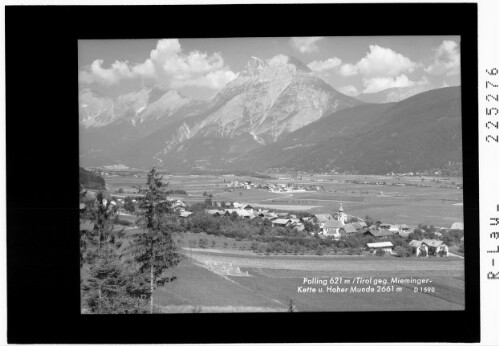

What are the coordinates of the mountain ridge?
(80, 54, 364, 169)
(79, 55, 462, 175)
(234, 86, 461, 174)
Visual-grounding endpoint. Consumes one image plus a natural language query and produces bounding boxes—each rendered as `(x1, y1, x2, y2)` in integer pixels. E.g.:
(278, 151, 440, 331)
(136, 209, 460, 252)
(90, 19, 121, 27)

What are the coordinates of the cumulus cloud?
(171, 70, 238, 89)
(338, 63, 358, 77)
(337, 44, 419, 93)
(79, 39, 237, 90)
(290, 37, 324, 54)
(362, 74, 414, 94)
(362, 74, 429, 94)
(79, 59, 134, 86)
(356, 45, 417, 78)
(338, 85, 358, 97)
(425, 40, 460, 76)
(307, 57, 342, 72)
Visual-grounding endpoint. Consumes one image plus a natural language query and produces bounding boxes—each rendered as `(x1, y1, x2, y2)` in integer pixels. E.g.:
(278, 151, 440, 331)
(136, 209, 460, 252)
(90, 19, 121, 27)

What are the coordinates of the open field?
(105, 172, 463, 227)
(153, 249, 464, 312)
(100, 171, 465, 312)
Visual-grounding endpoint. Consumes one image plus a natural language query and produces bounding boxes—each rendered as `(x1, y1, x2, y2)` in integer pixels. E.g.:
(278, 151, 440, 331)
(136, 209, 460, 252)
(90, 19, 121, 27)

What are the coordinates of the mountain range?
(355, 84, 434, 104)
(79, 54, 462, 174)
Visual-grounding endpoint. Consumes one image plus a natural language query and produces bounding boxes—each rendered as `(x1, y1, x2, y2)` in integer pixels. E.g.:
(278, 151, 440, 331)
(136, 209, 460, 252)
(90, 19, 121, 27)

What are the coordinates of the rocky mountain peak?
(243, 56, 266, 75)
(267, 54, 311, 73)
(241, 54, 311, 78)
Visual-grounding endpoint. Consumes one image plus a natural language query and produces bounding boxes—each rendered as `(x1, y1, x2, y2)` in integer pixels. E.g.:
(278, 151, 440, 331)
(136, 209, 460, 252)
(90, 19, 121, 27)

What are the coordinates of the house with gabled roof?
(206, 209, 225, 216)
(340, 224, 358, 237)
(293, 224, 305, 232)
(421, 239, 449, 256)
(224, 209, 253, 218)
(350, 221, 368, 230)
(366, 241, 394, 254)
(362, 228, 393, 238)
(409, 240, 429, 257)
(180, 211, 193, 218)
(272, 218, 292, 227)
(314, 213, 333, 224)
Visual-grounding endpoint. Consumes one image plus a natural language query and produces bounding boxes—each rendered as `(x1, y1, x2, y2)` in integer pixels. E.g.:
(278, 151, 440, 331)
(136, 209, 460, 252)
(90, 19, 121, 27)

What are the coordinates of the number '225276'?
(486, 68, 499, 143)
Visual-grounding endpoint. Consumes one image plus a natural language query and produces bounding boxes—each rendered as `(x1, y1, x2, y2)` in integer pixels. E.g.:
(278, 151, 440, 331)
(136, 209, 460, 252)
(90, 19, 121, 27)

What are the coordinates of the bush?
(315, 245, 325, 256)
(394, 245, 410, 257)
(375, 248, 385, 256)
(113, 216, 132, 226)
(124, 196, 135, 213)
(80, 167, 106, 190)
(198, 238, 209, 249)
(346, 247, 357, 255)
(458, 243, 464, 254)
(438, 248, 448, 257)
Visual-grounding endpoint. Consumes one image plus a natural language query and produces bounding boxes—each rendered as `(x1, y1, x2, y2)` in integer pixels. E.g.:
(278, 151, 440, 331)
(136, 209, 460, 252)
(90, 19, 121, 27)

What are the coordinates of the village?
(79, 166, 466, 314)
(97, 188, 464, 258)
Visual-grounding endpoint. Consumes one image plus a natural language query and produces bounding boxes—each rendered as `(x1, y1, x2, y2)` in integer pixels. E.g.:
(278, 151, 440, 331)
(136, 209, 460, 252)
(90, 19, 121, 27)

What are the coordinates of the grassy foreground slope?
(154, 250, 464, 312)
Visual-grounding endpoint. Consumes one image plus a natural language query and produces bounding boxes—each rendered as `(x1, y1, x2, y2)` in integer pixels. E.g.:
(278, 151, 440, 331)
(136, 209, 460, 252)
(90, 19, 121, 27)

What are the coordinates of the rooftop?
(366, 242, 394, 248)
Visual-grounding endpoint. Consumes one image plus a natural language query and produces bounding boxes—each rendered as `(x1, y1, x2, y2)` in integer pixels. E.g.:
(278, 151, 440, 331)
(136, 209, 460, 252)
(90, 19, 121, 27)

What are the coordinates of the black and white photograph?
(7, 1, 491, 343)
(78, 36, 466, 314)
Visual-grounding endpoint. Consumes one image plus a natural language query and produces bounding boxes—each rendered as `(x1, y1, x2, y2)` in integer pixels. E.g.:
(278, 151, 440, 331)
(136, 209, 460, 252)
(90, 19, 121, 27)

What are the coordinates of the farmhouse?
(272, 218, 292, 227)
(398, 229, 415, 238)
(409, 240, 429, 257)
(362, 228, 393, 238)
(350, 221, 368, 230)
(397, 224, 411, 231)
(366, 242, 394, 254)
(294, 224, 305, 232)
(179, 211, 193, 218)
(224, 209, 254, 218)
(387, 225, 400, 233)
(314, 213, 333, 225)
(422, 239, 449, 256)
(340, 224, 358, 237)
(409, 239, 449, 257)
(206, 209, 225, 216)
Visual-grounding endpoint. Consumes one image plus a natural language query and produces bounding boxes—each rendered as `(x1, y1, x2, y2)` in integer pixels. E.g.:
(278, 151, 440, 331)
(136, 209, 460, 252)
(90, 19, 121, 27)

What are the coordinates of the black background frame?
(6, 3, 479, 343)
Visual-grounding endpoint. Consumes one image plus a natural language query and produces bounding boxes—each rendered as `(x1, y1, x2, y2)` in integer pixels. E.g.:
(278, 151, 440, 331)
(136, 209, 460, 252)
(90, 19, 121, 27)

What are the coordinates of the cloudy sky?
(79, 36, 461, 100)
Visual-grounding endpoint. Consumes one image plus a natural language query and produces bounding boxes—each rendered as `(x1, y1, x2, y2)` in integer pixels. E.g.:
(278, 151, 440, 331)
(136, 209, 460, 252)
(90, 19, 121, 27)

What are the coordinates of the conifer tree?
(124, 168, 182, 313)
(81, 190, 150, 314)
(80, 191, 117, 266)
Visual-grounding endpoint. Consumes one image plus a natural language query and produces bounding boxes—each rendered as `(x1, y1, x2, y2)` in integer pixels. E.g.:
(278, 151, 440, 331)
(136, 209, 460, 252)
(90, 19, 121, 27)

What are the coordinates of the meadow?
(105, 172, 463, 227)
(85, 171, 466, 313)
(153, 249, 464, 312)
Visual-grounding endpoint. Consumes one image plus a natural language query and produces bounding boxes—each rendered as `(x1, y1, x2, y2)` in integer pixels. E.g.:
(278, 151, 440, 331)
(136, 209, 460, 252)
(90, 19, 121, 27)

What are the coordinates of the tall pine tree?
(124, 168, 182, 313)
(80, 191, 116, 266)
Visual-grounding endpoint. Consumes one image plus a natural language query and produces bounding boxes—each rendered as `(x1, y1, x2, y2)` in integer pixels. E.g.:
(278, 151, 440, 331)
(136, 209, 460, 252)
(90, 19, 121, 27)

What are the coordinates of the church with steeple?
(334, 203, 348, 225)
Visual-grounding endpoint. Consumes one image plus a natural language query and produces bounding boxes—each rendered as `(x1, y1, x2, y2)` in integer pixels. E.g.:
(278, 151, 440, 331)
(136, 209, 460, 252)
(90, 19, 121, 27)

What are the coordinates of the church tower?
(338, 203, 347, 225)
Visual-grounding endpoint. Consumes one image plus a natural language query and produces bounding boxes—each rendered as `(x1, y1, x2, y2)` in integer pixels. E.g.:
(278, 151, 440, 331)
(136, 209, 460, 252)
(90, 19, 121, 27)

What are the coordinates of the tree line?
(80, 168, 181, 314)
